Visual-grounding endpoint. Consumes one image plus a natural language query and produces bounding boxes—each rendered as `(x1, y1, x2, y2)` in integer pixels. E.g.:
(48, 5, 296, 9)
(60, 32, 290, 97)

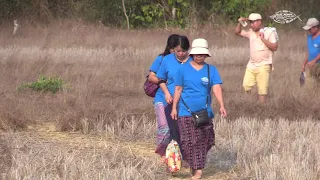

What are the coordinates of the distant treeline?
(0, 0, 319, 28)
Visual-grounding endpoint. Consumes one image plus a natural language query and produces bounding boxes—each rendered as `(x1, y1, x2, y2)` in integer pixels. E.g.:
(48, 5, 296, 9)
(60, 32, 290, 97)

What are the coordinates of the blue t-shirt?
(149, 55, 164, 73)
(307, 35, 320, 63)
(175, 62, 222, 118)
(154, 53, 192, 104)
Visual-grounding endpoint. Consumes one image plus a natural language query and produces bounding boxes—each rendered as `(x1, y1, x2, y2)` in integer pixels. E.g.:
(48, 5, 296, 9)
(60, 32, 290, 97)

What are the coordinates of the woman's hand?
(165, 93, 173, 104)
(220, 106, 227, 118)
(306, 60, 316, 68)
(171, 108, 178, 120)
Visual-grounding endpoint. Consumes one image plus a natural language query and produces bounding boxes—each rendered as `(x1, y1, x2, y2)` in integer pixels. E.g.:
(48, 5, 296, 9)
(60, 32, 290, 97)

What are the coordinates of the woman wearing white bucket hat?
(171, 38, 227, 179)
(189, 38, 212, 57)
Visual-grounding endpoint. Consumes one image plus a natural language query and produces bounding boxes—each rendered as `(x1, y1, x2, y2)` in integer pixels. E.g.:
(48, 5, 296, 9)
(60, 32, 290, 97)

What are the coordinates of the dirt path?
(6, 123, 235, 180)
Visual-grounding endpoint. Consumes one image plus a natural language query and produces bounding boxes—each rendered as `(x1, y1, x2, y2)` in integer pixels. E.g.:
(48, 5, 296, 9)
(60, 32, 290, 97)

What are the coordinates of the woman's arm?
(147, 72, 159, 84)
(148, 55, 163, 83)
(171, 86, 182, 120)
(159, 82, 172, 104)
(212, 84, 227, 117)
(156, 59, 173, 104)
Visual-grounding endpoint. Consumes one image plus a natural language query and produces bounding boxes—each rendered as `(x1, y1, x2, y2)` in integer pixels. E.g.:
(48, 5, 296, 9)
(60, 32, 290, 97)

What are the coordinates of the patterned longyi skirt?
(177, 116, 215, 170)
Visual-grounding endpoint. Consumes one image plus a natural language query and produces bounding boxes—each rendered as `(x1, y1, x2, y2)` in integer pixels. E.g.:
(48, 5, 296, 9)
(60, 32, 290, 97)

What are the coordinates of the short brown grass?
(0, 21, 319, 179)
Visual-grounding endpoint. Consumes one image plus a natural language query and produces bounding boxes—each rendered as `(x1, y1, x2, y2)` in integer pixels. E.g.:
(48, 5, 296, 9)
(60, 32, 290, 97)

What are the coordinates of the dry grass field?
(0, 21, 319, 180)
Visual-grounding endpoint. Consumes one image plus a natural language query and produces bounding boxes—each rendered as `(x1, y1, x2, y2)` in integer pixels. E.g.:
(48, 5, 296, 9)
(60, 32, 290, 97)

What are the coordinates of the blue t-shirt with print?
(175, 62, 222, 118)
(154, 53, 192, 104)
(307, 35, 320, 63)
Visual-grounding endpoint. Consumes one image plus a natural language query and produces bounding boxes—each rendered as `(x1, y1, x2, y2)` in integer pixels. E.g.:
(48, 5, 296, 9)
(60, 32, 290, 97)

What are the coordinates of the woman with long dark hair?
(156, 35, 192, 159)
(147, 34, 180, 161)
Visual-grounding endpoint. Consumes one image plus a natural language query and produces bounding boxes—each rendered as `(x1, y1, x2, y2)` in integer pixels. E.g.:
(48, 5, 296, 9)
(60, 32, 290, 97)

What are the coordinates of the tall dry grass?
(213, 117, 319, 180)
(0, 22, 318, 132)
(0, 21, 319, 179)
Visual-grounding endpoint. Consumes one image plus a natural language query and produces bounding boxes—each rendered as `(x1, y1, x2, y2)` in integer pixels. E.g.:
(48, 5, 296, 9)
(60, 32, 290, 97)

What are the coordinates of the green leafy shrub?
(1, 0, 319, 28)
(19, 75, 66, 94)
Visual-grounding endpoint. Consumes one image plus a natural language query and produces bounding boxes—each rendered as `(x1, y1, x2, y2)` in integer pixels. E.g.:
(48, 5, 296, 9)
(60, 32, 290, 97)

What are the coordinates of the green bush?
(19, 75, 66, 94)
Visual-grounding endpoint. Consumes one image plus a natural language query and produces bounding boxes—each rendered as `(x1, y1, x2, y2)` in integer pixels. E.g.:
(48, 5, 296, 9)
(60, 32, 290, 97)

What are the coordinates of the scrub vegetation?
(0, 21, 319, 179)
